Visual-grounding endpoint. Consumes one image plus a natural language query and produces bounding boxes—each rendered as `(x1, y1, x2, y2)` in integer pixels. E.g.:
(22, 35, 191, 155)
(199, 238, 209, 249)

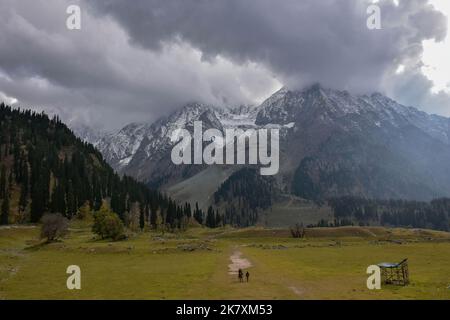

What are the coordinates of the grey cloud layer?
(91, 0, 447, 92)
(0, 0, 279, 128)
(0, 0, 449, 129)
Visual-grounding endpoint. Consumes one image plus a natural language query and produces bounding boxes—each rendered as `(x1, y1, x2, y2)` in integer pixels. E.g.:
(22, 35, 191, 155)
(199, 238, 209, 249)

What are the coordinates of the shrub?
(92, 203, 125, 241)
(40, 213, 69, 242)
(290, 223, 306, 239)
(77, 201, 92, 220)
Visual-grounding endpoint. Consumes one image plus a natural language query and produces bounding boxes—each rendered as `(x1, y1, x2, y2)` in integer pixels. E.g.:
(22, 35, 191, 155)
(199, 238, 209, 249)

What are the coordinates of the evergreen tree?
(139, 205, 145, 231)
(19, 161, 28, 213)
(215, 210, 222, 227)
(150, 205, 158, 229)
(206, 206, 216, 228)
(165, 201, 176, 229)
(51, 183, 66, 215)
(1, 192, 9, 225)
(193, 202, 203, 225)
(0, 165, 6, 199)
(30, 177, 46, 223)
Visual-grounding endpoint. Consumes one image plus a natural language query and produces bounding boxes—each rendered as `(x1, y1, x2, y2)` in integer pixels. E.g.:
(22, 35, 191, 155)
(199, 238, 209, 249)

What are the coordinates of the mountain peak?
(306, 83, 323, 92)
(182, 102, 210, 110)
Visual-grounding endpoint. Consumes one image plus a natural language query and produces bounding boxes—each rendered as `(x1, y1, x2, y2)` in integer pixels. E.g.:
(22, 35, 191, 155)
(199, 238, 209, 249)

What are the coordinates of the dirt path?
(288, 286, 304, 296)
(228, 250, 252, 275)
(227, 247, 305, 297)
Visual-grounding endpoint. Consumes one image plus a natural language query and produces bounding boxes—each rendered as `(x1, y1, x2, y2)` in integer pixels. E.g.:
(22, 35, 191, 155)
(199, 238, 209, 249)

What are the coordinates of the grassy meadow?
(1, 222, 450, 300)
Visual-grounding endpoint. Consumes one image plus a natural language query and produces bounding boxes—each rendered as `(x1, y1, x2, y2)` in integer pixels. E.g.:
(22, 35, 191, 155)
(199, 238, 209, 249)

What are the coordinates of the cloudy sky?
(0, 0, 449, 130)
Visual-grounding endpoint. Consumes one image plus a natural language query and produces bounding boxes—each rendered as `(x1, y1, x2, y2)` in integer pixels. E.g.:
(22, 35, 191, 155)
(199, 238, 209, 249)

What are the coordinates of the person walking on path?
(246, 271, 250, 282)
(238, 269, 244, 283)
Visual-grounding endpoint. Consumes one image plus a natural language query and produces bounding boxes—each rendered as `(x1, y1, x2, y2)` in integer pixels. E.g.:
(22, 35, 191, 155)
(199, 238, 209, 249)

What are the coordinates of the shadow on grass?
(24, 238, 64, 251)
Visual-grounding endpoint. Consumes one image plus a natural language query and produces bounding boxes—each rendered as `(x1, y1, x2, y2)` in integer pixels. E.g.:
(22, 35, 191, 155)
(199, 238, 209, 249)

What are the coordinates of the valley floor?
(1, 224, 450, 300)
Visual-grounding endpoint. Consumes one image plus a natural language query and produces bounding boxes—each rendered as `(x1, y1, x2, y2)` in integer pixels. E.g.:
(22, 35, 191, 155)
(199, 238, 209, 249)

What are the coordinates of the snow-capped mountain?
(95, 122, 152, 170)
(78, 84, 450, 203)
(257, 85, 450, 144)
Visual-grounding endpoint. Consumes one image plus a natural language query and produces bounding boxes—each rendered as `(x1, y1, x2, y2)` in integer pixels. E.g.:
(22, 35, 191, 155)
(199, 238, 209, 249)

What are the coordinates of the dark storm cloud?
(0, 0, 449, 129)
(91, 0, 447, 93)
(0, 0, 278, 128)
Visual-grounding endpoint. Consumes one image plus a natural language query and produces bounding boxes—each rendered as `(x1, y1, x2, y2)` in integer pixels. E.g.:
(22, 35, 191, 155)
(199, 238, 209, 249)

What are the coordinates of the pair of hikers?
(238, 269, 250, 283)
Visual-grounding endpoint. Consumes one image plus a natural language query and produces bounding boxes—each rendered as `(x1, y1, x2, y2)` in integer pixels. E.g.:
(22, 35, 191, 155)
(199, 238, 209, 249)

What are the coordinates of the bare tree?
(40, 213, 69, 242)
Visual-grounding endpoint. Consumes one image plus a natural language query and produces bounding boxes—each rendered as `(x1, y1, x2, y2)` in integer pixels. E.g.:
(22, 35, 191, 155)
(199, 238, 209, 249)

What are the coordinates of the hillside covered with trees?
(0, 103, 195, 230)
(214, 168, 275, 227)
(328, 196, 450, 231)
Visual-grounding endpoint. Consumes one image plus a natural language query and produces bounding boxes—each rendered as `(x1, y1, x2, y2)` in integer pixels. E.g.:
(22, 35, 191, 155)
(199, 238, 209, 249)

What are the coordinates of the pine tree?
(139, 205, 145, 231)
(206, 206, 216, 228)
(150, 205, 158, 229)
(0, 165, 6, 200)
(193, 202, 203, 225)
(51, 183, 66, 215)
(165, 201, 175, 228)
(184, 202, 192, 219)
(30, 178, 45, 223)
(8, 170, 13, 190)
(215, 210, 222, 227)
(19, 161, 28, 213)
(1, 192, 9, 225)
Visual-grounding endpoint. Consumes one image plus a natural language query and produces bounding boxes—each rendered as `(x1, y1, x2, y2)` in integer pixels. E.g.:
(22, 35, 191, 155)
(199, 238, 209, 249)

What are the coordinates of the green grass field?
(1, 223, 450, 300)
